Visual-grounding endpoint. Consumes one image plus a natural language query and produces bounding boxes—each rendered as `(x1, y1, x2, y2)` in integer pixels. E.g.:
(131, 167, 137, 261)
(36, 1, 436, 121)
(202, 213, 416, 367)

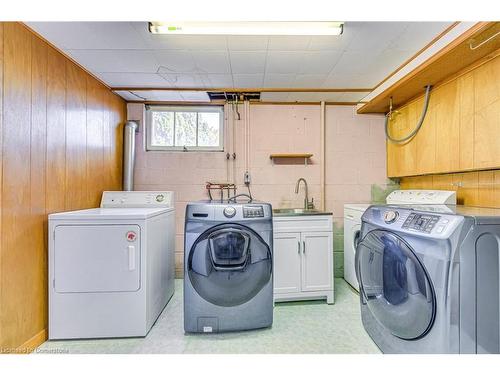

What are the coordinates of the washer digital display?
(402, 213, 440, 233)
(243, 205, 264, 218)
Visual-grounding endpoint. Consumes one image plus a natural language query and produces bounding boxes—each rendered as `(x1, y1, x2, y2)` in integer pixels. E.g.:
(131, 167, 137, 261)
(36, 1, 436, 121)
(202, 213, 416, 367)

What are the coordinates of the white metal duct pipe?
(123, 120, 139, 191)
(320, 101, 326, 211)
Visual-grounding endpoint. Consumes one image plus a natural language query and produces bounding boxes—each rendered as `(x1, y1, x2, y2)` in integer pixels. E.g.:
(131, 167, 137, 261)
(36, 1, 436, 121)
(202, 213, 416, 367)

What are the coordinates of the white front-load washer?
(48, 191, 175, 339)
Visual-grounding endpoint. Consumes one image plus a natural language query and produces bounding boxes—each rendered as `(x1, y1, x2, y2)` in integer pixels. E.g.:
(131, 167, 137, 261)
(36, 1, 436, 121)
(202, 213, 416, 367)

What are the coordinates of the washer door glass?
(355, 230, 436, 340)
(188, 223, 272, 307)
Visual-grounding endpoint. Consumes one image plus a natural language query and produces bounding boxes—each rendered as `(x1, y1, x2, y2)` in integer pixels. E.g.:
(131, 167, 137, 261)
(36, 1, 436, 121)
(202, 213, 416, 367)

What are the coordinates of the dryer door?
(355, 230, 436, 340)
(188, 223, 272, 307)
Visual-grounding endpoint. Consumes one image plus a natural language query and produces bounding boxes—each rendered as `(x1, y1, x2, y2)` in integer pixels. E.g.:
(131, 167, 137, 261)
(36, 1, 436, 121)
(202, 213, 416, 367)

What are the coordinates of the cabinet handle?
(297, 241, 300, 254)
(303, 241, 306, 253)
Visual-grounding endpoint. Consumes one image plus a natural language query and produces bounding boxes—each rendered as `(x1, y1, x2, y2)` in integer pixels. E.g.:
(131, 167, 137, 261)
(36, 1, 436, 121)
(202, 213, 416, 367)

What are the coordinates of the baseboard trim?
(17, 329, 47, 354)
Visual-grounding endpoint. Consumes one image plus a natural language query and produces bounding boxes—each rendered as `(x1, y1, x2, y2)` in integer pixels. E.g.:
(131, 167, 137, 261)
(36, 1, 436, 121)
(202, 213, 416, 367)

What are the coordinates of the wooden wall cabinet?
(386, 55, 500, 178)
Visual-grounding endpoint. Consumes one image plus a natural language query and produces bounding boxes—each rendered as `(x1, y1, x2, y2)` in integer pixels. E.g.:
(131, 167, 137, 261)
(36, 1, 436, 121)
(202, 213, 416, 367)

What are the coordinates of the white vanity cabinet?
(273, 214, 334, 304)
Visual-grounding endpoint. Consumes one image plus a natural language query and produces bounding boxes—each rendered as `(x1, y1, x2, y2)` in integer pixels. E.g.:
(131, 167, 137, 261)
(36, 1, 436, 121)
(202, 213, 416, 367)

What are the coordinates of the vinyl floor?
(37, 278, 380, 354)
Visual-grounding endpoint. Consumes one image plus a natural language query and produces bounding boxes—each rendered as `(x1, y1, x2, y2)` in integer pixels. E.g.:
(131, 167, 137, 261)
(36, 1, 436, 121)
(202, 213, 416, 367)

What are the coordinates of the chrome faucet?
(295, 178, 314, 209)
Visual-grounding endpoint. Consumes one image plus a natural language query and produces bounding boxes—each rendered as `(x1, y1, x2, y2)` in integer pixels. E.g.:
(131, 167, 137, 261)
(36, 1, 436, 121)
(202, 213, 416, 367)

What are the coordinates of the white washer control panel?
(386, 190, 457, 205)
(101, 191, 174, 208)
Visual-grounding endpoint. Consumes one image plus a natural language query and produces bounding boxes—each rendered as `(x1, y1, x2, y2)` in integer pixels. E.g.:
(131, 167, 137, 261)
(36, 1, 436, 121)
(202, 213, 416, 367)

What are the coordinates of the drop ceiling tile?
(227, 35, 269, 51)
(233, 74, 264, 88)
(64, 49, 159, 73)
(346, 22, 410, 52)
(387, 22, 453, 51)
(294, 74, 329, 88)
(266, 51, 305, 74)
(159, 73, 212, 88)
(263, 74, 297, 88)
(95, 72, 171, 87)
(193, 51, 231, 74)
(367, 50, 414, 79)
(300, 51, 342, 74)
(28, 21, 458, 95)
(153, 50, 197, 73)
(260, 92, 291, 101)
(27, 22, 147, 50)
(206, 74, 234, 88)
(267, 36, 311, 50)
(308, 33, 354, 51)
(322, 73, 377, 88)
(229, 51, 267, 74)
(329, 51, 371, 75)
(180, 91, 211, 101)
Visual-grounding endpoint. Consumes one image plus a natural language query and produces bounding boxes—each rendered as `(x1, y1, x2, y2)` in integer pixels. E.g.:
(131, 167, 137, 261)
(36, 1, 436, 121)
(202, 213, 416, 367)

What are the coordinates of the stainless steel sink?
(272, 208, 332, 216)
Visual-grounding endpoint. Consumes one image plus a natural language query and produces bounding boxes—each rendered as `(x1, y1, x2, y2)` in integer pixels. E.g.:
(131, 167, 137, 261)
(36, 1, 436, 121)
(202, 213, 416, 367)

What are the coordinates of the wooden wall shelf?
(270, 153, 313, 165)
(358, 22, 500, 114)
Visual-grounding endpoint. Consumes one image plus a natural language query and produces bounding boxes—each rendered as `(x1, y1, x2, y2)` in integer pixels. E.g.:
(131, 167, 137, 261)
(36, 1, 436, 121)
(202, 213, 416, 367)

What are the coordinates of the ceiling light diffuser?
(148, 21, 344, 36)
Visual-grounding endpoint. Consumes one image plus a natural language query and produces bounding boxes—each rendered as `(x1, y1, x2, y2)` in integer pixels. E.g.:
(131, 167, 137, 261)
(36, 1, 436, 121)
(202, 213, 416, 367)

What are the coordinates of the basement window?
(146, 105, 224, 151)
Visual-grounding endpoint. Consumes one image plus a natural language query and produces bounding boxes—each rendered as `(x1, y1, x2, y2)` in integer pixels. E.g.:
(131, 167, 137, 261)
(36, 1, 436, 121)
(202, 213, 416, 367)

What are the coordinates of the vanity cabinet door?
(301, 231, 333, 292)
(273, 232, 302, 294)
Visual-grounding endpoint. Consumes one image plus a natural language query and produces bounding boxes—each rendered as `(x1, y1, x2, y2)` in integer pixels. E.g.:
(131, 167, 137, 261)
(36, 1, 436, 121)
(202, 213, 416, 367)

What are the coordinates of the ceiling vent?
(207, 92, 261, 102)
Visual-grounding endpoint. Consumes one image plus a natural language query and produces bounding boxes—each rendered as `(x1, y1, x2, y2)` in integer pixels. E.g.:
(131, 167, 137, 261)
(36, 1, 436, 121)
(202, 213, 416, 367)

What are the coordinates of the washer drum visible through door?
(356, 229, 436, 340)
(188, 223, 272, 307)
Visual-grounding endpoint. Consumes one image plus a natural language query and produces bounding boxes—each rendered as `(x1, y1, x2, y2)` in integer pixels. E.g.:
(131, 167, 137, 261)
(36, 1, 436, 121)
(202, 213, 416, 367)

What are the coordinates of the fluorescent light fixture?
(148, 21, 344, 36)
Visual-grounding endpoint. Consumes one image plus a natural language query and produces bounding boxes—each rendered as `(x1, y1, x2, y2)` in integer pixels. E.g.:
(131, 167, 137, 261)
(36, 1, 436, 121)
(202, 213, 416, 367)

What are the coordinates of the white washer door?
(54, 224, 141, 293)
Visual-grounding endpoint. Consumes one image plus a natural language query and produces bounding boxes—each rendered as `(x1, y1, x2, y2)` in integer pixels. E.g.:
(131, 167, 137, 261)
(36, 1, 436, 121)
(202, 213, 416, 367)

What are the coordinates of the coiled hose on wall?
(385, 85, 432, 144)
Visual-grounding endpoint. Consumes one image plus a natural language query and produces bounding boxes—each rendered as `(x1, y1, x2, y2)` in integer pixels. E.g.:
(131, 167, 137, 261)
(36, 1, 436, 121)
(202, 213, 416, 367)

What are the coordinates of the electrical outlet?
(244, 171, 251, 185)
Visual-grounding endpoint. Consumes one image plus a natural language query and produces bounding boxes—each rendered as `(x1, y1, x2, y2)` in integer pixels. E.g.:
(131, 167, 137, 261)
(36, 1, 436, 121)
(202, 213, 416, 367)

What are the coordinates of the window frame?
(146, 105, 224, 152)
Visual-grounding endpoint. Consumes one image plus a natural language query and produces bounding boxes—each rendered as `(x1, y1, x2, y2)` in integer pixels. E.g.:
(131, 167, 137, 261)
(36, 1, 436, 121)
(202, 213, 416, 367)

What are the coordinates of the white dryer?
(48, 191, 175, 340)
(343, 190, 457, 291)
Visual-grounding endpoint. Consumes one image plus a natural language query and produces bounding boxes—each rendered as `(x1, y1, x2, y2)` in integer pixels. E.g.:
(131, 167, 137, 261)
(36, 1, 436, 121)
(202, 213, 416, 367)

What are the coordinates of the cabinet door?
(473, 56, 500, 169)
(301, 231, 333, 292)
(273, 232, 302, 294)
(414, 96, 437, 175)
(386, 103, 417, 177)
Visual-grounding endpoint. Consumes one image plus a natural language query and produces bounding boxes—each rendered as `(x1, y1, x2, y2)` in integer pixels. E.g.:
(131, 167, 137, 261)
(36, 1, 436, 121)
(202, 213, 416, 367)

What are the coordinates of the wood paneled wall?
(0, 22, 126, 351)
(387, 53, 500, 177)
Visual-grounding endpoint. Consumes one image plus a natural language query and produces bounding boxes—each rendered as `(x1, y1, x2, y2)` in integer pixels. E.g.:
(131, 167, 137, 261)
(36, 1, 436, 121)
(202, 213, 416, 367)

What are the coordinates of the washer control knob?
(223, 206, 236, 218)
(384, 210, 399, 223)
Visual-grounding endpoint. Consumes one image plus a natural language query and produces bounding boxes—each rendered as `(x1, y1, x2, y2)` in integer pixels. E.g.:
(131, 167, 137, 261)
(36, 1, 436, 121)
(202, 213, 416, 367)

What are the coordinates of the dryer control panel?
(101, 191, 174, 208)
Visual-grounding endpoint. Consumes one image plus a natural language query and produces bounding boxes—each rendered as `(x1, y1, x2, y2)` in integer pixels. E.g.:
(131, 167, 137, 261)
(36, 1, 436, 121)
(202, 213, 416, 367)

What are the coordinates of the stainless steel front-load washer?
(184, 200, 273, 333)
(356, 204, 500, 354)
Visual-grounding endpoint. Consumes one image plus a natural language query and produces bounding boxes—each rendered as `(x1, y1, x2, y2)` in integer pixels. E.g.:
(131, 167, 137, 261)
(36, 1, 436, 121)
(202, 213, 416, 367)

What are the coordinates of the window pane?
(175, 112, 197, 147)
(198, 112, 220, 147)
(151, 111, 174, 146)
